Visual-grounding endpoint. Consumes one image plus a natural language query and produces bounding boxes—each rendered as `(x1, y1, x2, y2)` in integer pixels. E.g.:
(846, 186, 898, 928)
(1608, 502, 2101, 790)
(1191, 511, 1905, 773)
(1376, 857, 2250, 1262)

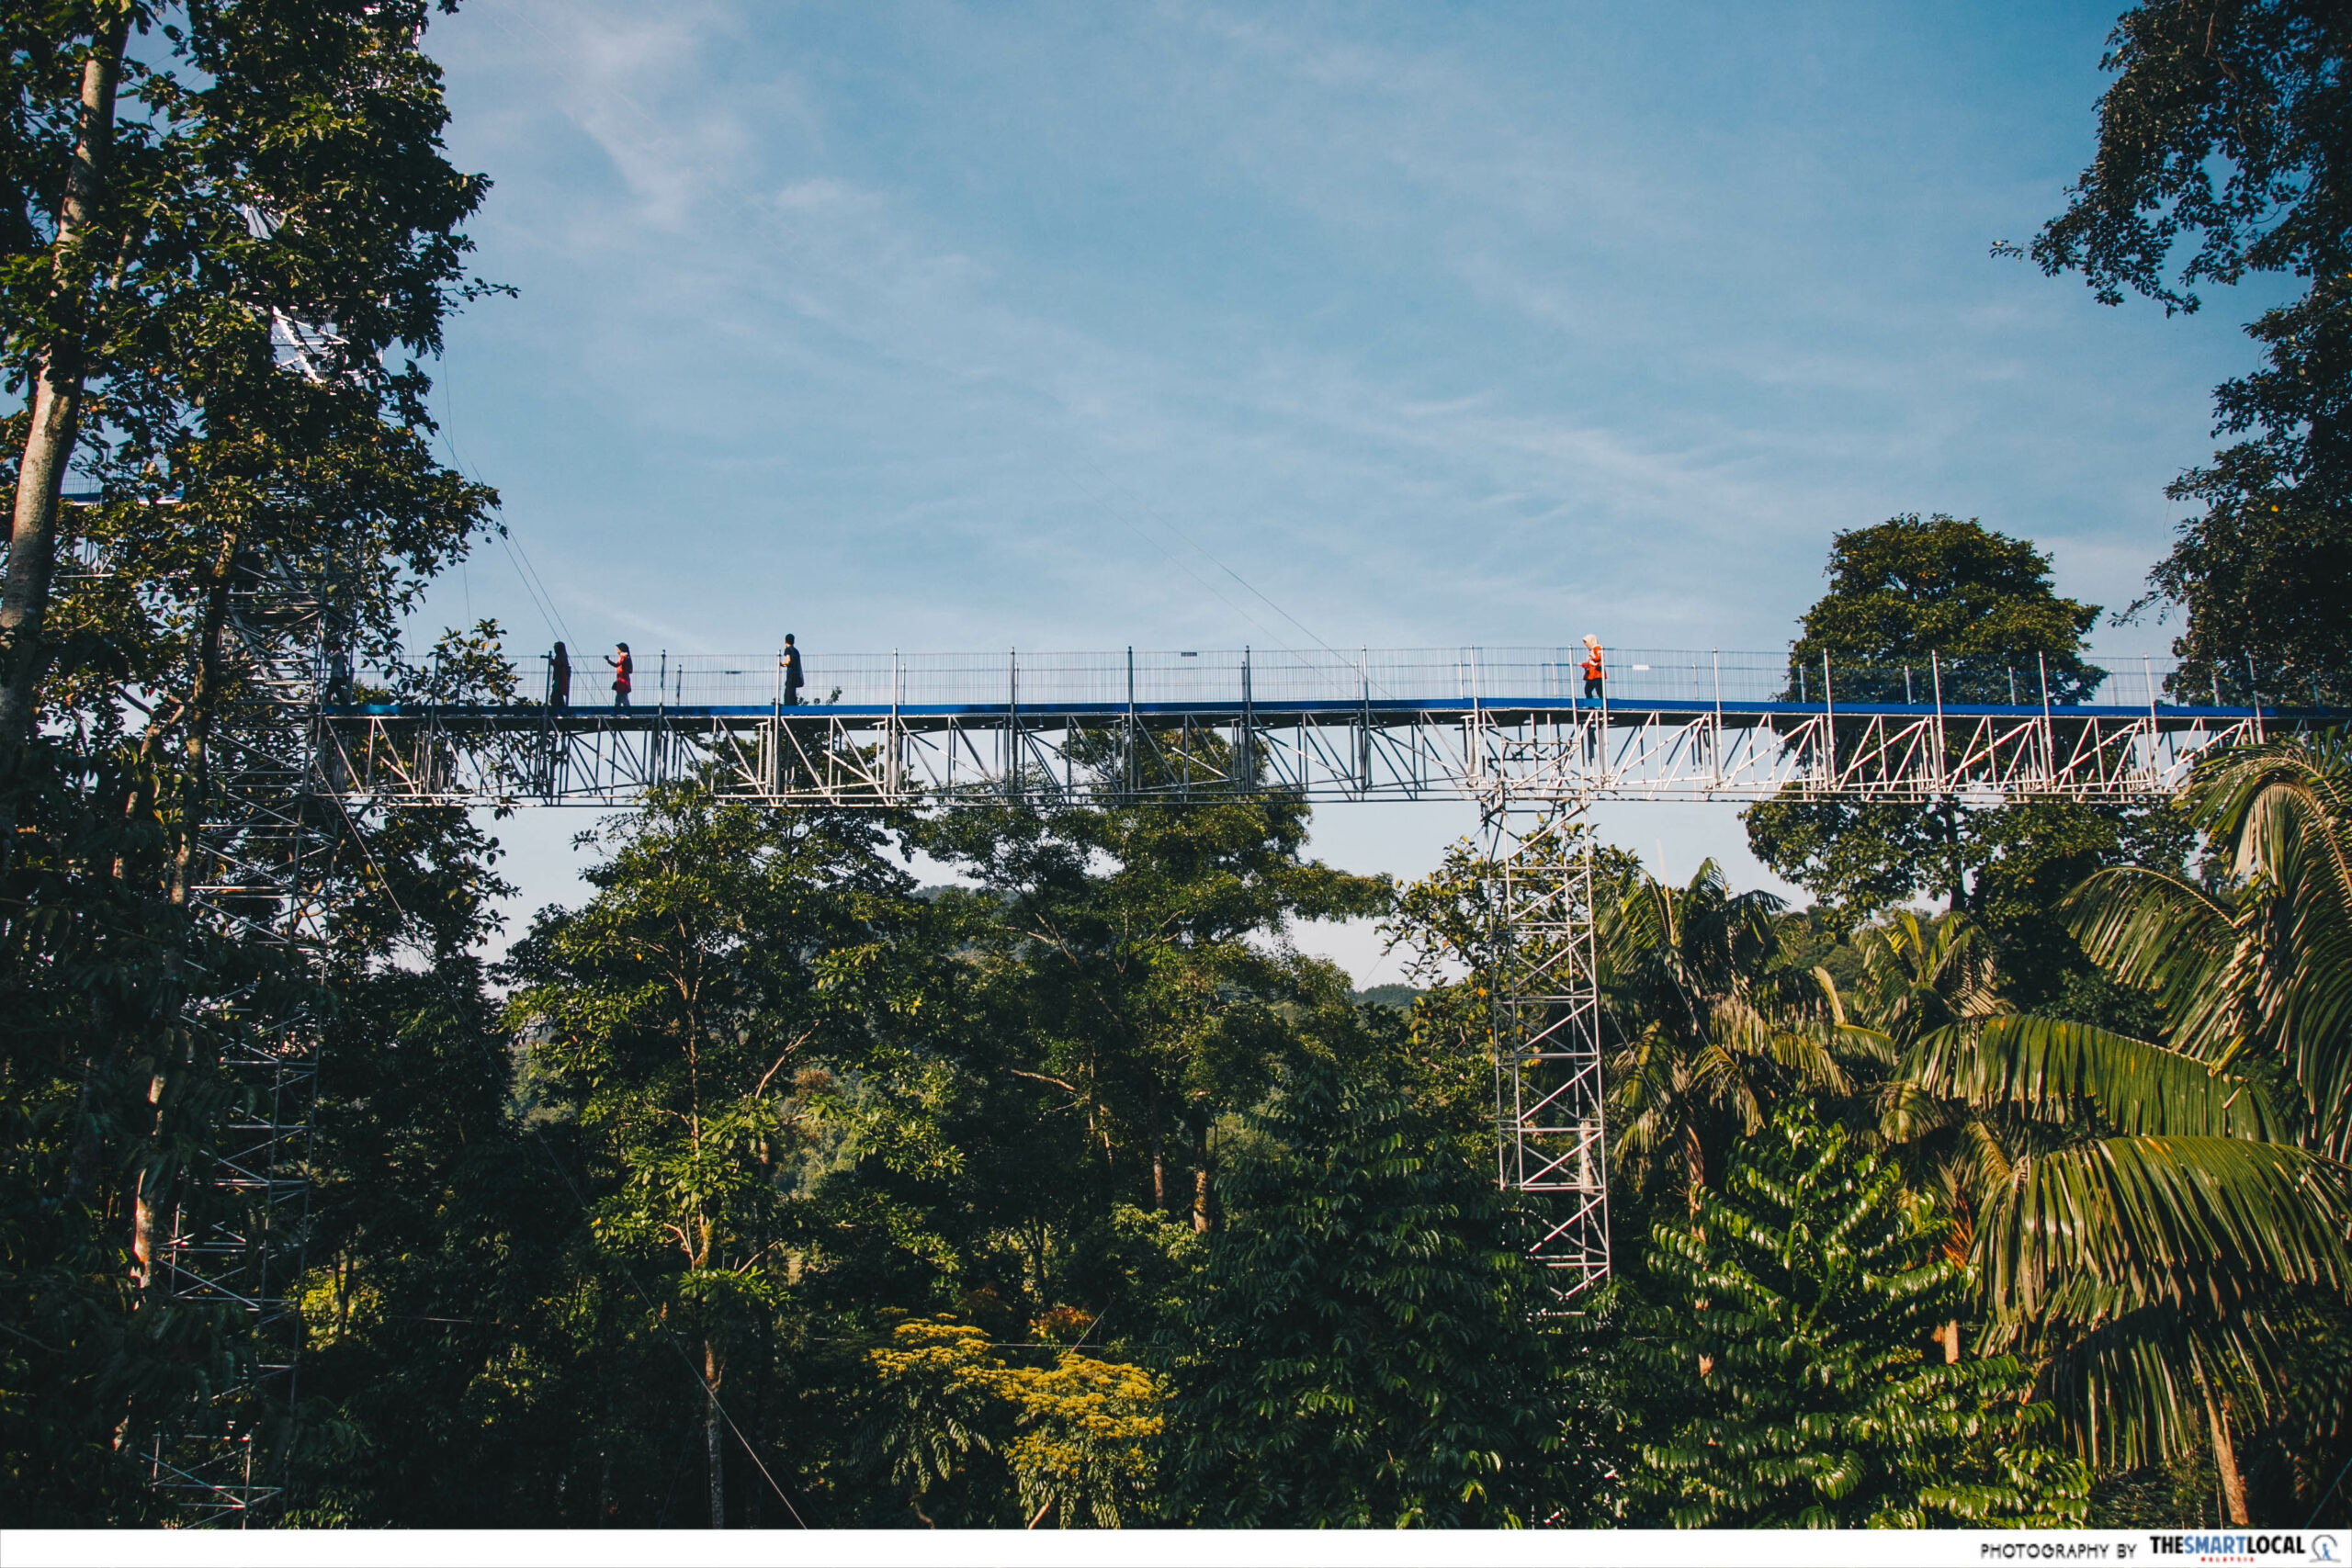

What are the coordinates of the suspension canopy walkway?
(322, 644, 2302, 809)
(314, 641, 2331, 1307)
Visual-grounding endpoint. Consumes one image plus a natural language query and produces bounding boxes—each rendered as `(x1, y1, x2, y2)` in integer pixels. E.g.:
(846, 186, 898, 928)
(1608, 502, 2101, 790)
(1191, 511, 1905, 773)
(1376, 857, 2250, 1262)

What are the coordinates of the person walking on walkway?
(607, 642, 632, 708)
(549, 641, 571, 711)
(1580, 636, 1606, 702)
(779, 635, 804, 707)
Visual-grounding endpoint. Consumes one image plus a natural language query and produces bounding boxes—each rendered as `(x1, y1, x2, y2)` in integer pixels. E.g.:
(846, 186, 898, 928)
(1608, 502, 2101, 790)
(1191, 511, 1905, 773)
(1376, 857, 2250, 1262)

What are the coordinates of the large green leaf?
(1910, 1016, 2284, 1141)
(1974, 1134, 2350, 1319)
(2071, 742, 2352, 1157)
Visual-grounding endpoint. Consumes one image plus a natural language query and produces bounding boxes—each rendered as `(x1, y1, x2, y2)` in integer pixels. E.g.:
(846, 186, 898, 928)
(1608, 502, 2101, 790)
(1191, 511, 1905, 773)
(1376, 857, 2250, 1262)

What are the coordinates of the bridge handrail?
(368, 644, 2253, 714)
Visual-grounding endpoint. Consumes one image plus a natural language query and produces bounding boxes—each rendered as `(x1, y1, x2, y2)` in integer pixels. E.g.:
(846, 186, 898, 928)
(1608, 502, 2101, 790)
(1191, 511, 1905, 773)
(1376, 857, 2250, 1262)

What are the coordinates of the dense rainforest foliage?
(11, 725, 2350, 1527)
(3, 0, 2350, 1532)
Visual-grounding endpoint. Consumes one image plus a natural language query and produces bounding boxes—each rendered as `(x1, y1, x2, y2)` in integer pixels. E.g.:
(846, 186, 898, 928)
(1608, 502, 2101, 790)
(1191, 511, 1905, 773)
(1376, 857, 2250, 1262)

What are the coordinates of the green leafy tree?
(2025, 0, 2352, 701)
(921, 774, 1387, 1232)
(1747, 516, 2189, 1009)
(1627, 1100, 2089, 1528)
(0, 0, 498, 1521)
(1748, 515, 2106, 916)
(1782, 513, 2103, 706)
(1894, 1010, 2348, 1526)
(1602, 861, 1870, 1210)
(503, 784, 917, 1529)
(1170, 1052, 1559, 1528)
(2041, 736, 2352, 1519)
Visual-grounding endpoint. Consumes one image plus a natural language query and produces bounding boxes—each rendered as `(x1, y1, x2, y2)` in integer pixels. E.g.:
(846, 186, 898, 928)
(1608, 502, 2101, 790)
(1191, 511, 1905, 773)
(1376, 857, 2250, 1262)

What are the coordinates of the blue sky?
(416, 2, 2279, 976)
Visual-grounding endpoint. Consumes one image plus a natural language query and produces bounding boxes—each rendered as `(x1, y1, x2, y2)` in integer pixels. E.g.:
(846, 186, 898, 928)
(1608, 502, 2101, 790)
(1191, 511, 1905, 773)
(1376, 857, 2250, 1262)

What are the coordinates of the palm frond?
(1910, 1016, 2285, 1141)
(2064, 867, 2240, 1058)
(2024, 1305, 2288, 1471)
(1974, 1135, 2351, 1320)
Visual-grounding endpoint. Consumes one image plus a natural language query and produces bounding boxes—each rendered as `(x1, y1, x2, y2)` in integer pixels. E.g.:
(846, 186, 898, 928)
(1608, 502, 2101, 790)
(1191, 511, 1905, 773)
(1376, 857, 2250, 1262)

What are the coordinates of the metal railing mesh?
(379, 646, 2236, 713)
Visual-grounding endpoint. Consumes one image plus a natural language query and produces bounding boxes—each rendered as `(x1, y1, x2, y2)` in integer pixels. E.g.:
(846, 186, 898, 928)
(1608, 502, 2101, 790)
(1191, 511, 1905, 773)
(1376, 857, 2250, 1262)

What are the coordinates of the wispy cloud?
(425, 0, 2249, 664)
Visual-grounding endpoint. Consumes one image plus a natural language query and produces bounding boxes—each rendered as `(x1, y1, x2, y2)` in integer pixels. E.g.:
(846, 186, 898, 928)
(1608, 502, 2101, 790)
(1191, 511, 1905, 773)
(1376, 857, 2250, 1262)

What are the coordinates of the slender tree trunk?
(130, 1065, 166, 1288)
(1192, 1165, 1209, 1235)
(1, 12, 131, 753)
(132, 534, 238, 1283)
(1148, 1083, 1164, 1209)
(1939, 1320, 1961, 1364)
(2209, 1391, 2250, 1527)
(704, 1338, 726, 1529)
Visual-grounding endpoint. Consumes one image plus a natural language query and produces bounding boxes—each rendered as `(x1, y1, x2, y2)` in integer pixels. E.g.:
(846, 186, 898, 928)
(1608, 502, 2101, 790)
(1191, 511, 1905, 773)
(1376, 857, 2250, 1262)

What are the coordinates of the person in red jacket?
(1580, 636, 1606, 701)
(607, 642, 632, 708)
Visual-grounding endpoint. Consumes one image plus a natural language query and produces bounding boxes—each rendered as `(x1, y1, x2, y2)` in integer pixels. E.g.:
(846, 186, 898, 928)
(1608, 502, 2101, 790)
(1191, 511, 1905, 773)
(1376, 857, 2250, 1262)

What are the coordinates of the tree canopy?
(2027, 0, 2352, 703)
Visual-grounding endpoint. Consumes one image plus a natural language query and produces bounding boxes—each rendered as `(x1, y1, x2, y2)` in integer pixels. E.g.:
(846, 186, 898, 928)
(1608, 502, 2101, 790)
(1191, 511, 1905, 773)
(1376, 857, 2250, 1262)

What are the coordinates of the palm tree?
(1897, 1010, 2346, 1517)
(1849, 908, 2006, 1042)
(1882, 739, 2352, 1522)
(1601, 861, 1863, 1208)
(2068, 739, 2352, 1159)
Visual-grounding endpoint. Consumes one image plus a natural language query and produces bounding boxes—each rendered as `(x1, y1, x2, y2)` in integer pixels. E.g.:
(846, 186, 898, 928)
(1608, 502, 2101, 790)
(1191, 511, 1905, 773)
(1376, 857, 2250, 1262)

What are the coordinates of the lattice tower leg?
(146, 565, 339, 1525)
(1487, 806, 1611, 1302)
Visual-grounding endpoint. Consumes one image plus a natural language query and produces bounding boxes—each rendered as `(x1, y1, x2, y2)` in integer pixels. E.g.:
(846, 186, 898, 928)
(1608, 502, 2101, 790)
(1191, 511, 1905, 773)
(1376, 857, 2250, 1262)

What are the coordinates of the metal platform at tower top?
(320, 643, 2316, 811)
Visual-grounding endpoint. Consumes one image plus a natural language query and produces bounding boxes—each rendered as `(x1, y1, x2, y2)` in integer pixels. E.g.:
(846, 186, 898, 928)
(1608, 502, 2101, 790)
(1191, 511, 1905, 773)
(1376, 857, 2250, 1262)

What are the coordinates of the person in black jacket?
(548, 641, 571, 710)
(779, 635, 804, 706)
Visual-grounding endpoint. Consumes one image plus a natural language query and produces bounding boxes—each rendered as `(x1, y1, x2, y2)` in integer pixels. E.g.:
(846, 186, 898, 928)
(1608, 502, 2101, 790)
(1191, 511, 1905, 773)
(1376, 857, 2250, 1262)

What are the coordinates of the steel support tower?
(143, 556, 339, 1524)
(1485, 807, 1610, 1300)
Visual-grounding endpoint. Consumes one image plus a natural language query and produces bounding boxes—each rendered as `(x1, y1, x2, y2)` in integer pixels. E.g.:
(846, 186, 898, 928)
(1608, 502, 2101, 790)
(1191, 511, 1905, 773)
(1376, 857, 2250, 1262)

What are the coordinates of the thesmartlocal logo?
(2145, 1534, 2339, 1563)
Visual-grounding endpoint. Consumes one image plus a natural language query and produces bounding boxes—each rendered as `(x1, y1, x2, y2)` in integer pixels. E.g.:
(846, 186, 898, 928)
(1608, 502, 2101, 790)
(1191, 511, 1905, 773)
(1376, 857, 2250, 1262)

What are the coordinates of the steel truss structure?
(317, 693, 2278, 810)
(1486, 808, 1610, 1300)
(144, 558, 342, 1524)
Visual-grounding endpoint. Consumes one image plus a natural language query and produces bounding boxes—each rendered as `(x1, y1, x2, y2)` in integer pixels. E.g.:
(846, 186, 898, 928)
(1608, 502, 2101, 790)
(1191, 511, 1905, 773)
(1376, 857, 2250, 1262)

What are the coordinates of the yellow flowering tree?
(868, 1315, 1167, 1528)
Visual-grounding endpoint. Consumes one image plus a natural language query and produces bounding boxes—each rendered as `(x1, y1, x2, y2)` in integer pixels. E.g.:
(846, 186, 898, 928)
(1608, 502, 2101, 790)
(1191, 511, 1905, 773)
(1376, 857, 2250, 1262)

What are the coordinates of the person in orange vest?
(1580, 636, 1606, 701)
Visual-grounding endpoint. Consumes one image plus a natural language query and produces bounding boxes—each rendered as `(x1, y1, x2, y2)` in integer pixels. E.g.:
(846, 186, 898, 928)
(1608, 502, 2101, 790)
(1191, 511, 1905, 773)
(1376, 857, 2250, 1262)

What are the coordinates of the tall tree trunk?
(1, 11, 131, 752)
(1192, 1165, 1210, 1235)
(1939, 797, 1967, 913)
(1148, 1083, 1164, 1209)
(2209, 1390, 2250, 1527)
(704, 1338, 726, 1529)
(130, 1064, 167, 1288)
(136, 535, 237, 1283)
